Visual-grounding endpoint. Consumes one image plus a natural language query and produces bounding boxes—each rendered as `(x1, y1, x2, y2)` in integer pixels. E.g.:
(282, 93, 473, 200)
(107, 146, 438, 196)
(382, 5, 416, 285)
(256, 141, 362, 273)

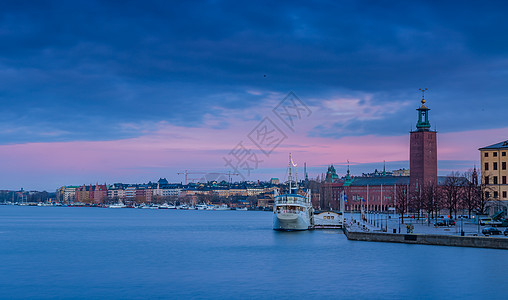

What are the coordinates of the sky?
(1, 0, 507, 191)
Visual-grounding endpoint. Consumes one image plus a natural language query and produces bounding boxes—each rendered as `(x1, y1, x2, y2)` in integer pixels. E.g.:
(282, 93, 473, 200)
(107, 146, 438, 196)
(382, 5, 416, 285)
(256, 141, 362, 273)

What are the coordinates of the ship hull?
(273, 212, 312, 231)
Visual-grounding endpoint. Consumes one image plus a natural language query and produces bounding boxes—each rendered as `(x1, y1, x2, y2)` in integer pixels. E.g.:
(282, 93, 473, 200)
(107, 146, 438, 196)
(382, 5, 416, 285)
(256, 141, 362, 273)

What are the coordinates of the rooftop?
(479, 140, 508, 150)
(346, 176, 467, 186)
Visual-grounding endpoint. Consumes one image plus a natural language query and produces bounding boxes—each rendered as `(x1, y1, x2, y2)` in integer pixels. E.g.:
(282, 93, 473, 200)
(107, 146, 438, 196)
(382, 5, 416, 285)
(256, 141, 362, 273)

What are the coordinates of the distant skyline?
(1, 1, 507, 190)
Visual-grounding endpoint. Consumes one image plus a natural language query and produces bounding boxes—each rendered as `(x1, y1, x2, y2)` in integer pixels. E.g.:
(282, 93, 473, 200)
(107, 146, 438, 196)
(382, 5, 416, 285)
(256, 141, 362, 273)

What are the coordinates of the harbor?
(1, 205, 506, 299)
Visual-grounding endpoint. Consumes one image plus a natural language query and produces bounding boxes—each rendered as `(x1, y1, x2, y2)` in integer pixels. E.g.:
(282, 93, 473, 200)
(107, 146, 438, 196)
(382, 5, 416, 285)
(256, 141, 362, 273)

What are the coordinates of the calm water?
(0, 206, 506, 299)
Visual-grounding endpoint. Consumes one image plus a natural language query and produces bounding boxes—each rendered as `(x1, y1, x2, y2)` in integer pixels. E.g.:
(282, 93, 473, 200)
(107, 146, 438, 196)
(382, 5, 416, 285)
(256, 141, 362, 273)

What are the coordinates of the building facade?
(479, 140, 508, 211)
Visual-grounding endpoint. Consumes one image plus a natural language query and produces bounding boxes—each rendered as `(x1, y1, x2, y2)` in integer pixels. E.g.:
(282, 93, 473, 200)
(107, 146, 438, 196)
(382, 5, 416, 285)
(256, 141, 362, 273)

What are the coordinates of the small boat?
(236, 207, 248, 211)
(196, 204, 208, 210)
(313, 211, 343, 229)
(214, 204, 230, 210)
(159, 203, 171, 209)
(177, 204, 189, 210)
(109, 201, 127, 208)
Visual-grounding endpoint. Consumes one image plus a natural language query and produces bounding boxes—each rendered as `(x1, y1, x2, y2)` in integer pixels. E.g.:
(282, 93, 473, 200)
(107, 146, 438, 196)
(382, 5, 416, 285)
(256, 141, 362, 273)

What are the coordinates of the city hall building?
(320, 95, 439, 211)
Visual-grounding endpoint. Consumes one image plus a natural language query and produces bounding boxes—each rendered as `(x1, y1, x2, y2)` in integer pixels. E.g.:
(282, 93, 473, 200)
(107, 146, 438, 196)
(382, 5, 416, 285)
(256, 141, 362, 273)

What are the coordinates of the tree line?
(395, 169, 497, 224)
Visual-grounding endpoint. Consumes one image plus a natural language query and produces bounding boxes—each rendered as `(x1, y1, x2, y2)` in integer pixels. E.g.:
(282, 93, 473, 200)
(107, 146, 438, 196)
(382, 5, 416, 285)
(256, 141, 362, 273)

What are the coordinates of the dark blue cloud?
(1, 0, 508, 144)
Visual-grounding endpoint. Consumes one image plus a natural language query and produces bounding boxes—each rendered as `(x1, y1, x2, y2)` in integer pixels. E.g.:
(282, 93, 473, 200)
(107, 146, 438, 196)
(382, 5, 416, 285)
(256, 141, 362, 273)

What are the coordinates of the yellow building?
(479, 140, 508, 210)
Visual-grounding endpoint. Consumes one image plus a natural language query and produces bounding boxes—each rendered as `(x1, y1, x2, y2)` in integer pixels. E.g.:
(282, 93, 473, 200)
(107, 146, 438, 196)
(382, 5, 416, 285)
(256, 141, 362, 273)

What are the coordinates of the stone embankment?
(343, 227, 508, 250)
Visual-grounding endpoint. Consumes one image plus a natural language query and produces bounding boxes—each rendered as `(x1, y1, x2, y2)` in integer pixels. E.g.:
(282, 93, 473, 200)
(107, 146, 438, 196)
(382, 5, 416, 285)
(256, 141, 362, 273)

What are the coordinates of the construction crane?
(176, 170, 207, 185)
(177, 170, 240, 185)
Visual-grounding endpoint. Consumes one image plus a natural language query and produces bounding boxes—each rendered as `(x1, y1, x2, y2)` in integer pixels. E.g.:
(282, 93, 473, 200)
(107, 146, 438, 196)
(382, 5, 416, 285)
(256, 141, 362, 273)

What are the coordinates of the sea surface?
(0, 206, 506, 299)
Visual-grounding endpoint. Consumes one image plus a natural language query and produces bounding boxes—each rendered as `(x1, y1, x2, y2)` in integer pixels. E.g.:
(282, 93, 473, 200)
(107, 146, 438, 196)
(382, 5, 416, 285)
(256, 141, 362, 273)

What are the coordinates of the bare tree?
(442, 172, 462, 219)
(409, 185, 424, 220)
(461, 170, 476, 218)
(395, 184, 409, 224)
(422, 182, 438, 225)
(475, 183, 492, 215)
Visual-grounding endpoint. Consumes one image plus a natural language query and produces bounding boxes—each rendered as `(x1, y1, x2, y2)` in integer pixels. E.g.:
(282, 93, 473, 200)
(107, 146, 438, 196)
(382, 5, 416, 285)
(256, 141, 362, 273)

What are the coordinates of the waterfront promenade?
(344, 212, 508, 249)
(345, 212, 505, 236)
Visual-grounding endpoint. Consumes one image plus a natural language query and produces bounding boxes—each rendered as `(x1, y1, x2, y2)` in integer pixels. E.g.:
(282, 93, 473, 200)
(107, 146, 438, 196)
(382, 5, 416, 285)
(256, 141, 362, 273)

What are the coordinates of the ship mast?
(294, 159, 298, 192)
(288, 153, 299, 194)
(288, 153, 292, 194)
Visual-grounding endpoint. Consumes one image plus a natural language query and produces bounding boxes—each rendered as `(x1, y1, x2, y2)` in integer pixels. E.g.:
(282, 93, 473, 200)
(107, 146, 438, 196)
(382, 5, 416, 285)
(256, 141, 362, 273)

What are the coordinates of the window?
(503, 162, 506, 170)
(485, 162, 489, 171)
(485, 176, 490, 185)
(494, 162, 498, 170)
(503, 152, 506, 157)
(494, 176, 498, 184)
(504, 176, 507, 185)
(485, 152, 489, 157)
(494, 152, 498, 157)
(494, 191, 498, 198)
(504, 191, 507, 199)
(485, 191, 490, 199)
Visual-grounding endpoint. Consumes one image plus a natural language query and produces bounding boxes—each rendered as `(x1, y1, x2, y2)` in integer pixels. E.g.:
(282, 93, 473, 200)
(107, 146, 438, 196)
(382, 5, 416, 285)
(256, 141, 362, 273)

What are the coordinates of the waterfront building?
(107, 187, 126, 200)
(56, 186, 78, 203)
(479, 140, 508, 212)
(124, 186, 136, 199)
(75, 184, 107, 204)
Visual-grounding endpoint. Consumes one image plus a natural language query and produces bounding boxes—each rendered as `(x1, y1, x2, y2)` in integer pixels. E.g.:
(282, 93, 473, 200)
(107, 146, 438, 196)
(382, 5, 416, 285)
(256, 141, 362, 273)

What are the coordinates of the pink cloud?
(0, 114, 504, 190)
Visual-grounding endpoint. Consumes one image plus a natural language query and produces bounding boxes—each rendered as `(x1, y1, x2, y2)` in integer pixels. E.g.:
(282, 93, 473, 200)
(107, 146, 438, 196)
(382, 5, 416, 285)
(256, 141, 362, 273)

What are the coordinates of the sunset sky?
(1, 1, 507, 190)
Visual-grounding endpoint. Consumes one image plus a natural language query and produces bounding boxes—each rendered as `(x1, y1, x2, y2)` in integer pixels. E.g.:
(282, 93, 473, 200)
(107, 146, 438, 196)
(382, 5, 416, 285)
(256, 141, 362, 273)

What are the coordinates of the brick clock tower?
(410, 91, 437, 190)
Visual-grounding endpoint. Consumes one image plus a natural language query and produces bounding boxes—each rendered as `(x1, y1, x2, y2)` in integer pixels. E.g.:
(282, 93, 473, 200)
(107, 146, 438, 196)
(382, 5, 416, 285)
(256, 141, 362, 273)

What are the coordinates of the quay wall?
(343, 228, 508, 250)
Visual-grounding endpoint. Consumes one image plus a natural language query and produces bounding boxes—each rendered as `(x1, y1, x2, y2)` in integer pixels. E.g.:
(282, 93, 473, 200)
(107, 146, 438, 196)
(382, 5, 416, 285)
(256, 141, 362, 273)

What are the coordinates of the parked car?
(504, 228, 508, 236)
(482, 227, 502, 236)
(434, 219, 455, 226)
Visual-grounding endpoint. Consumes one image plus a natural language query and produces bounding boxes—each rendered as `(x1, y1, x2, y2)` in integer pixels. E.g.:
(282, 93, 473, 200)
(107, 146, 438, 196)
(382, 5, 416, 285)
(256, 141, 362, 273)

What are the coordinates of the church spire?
(416, 88, 431, 131)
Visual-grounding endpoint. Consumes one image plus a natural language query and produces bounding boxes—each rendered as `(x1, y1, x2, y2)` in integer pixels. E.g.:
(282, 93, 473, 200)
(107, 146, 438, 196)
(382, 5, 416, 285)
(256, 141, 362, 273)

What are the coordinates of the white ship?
(273, 154, 314, 231)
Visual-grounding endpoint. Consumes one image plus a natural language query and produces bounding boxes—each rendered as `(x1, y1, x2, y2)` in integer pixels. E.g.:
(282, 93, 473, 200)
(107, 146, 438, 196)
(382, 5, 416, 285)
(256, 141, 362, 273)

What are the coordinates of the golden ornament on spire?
(419, 88, 428, 108)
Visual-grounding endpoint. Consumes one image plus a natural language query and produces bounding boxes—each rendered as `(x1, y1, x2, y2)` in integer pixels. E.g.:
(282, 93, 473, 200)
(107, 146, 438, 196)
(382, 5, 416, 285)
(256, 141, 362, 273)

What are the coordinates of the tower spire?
(419, 88, 428, 108)
(415, 88, 431, 131)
